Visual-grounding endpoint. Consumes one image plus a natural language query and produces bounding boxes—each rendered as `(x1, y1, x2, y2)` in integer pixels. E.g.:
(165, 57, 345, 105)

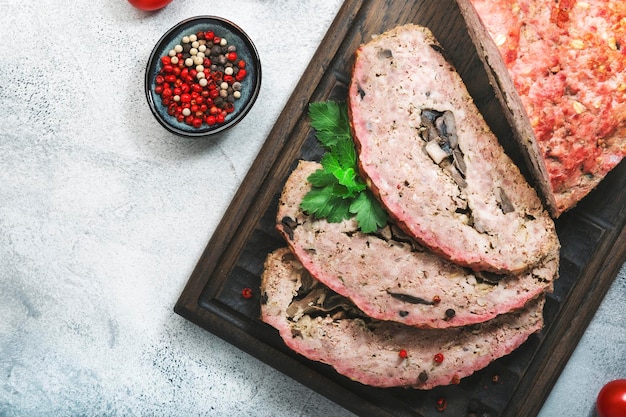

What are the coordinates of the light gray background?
(0, 1, 624, 416)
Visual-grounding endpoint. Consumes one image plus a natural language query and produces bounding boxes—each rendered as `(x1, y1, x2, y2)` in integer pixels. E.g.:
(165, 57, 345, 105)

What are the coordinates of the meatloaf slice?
(260, 247, 545, 389)
(277, 160, 557, 329)
(348, 24, 559, 274)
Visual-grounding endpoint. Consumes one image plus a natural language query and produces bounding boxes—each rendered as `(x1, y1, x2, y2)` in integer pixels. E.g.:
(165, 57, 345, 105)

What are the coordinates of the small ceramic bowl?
(145, 16, 261, 138)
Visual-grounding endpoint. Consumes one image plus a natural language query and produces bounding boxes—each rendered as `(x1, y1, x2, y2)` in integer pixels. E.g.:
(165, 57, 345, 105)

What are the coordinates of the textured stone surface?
(0, 1, 623, 416)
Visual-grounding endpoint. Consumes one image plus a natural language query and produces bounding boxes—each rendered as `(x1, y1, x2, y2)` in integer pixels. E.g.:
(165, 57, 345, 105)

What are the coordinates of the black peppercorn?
(418, 370, 429, 383)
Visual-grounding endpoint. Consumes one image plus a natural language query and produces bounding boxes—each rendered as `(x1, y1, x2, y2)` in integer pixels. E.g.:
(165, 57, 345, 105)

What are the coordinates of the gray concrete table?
(0, 1, 624, 416)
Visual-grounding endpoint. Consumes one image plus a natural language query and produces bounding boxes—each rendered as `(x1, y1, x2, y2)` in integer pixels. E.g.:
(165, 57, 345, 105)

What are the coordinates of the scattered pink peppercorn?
(398, 349, 408, 359)
(436, 397, 447, 412)
(434, 352, 444, 363)
(241, 287, 253, 299)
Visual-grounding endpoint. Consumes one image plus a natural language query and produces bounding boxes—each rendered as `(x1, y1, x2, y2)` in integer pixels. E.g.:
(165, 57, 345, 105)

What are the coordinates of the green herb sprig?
(300, 101, 388, 233)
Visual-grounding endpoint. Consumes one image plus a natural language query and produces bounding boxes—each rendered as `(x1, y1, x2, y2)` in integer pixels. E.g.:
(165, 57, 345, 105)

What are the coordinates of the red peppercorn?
(237, 60, 246, 69)
(398, 349, 408, 359)
(241, 287, 253, 299)
(160, 56, 171, 65)
(192, 117, 203, 128)
(434, 353, 444, 363)
(205, 31, 214, 40)
(213, 36, 221, 44)
(227, 51, 237, 61)
(235, 71, 247, 82)
(432, 295, 441, 304)
(436, 398, 447, 412)
(216, 113, 225, 124)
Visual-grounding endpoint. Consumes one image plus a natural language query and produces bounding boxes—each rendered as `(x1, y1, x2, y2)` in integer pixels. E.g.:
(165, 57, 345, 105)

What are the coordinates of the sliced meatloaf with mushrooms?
(276, 160, 557, 329)
(348, 24, 559, 274)
(260, 247, 545, 389)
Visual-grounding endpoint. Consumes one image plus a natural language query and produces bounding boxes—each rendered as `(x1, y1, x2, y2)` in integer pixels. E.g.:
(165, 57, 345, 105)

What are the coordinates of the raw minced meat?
(470, 0, 626, 215)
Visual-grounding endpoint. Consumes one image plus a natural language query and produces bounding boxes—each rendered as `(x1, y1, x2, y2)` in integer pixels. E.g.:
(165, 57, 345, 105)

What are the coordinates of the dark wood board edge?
(504, 222, 626, 417)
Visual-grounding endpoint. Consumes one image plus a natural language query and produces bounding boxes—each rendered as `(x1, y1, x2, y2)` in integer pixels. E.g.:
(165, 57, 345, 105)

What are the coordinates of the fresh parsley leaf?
(306, 169, 337, 188)
(320, 153, 365, 196)
(300, 185, 351, 223)
(308, 102, 351, 148)
(301, 100, 388, 233)
(350, 191, 388, 234)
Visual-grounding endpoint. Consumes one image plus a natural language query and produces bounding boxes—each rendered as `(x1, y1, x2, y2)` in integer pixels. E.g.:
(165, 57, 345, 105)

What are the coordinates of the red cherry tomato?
(127, 0, 173, 11)
(597, 379, 626, 417)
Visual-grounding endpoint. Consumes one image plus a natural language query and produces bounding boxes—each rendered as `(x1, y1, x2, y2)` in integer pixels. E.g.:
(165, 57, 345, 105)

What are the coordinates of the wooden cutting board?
(175, 1, 626, 416)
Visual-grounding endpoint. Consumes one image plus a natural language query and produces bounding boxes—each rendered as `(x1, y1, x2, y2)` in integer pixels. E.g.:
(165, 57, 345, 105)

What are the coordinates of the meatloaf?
(277, 160, 558, 328)
(466, 0, 626, 217)
(348, 24, 559, 274)
(260, 247, 545, 389)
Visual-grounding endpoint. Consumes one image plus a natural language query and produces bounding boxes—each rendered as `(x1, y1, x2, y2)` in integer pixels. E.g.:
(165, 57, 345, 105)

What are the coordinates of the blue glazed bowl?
(145, 16, 261, 138)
